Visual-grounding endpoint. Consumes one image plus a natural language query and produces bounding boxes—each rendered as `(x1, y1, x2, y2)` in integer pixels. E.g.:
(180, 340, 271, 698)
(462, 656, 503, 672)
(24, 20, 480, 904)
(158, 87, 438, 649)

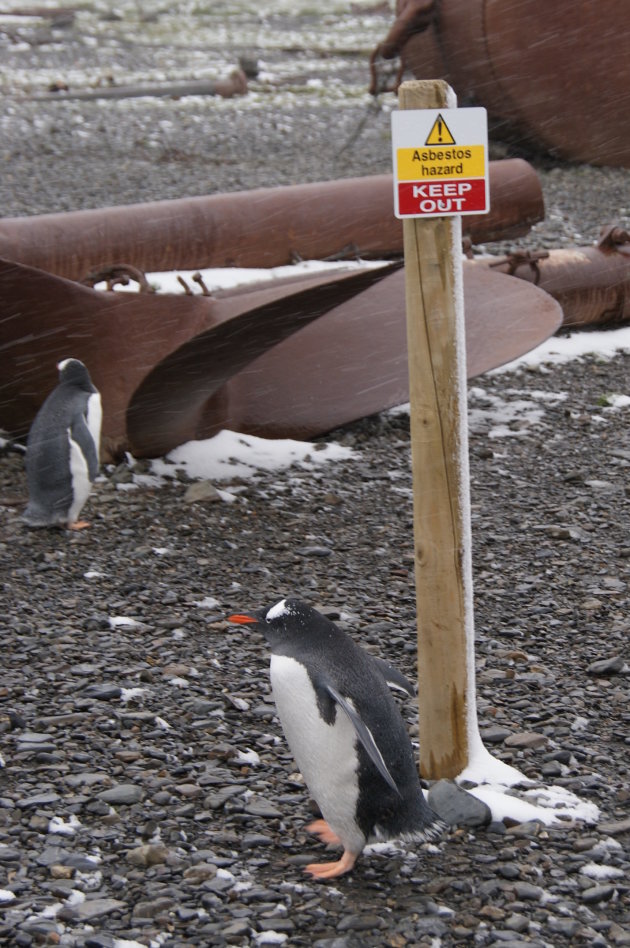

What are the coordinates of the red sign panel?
(397, 179, 487, 217)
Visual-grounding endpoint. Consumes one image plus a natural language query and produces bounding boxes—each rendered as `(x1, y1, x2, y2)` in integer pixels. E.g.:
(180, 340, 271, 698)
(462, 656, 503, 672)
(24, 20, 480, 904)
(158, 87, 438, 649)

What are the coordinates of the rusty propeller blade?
(126, 262, 402, 457)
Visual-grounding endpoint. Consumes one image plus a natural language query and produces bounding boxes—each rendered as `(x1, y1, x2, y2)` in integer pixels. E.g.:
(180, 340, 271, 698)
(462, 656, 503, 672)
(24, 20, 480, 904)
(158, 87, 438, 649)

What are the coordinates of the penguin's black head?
(229, 598, 323, 648)
(57, 358, 96, 392)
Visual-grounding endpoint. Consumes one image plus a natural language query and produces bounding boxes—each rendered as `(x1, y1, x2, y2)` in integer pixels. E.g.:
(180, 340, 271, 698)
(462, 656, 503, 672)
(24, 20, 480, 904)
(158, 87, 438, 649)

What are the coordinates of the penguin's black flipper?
(323, 682, 401, 797)
(69, 412, 99, 479)
(372, 657, 415, 698)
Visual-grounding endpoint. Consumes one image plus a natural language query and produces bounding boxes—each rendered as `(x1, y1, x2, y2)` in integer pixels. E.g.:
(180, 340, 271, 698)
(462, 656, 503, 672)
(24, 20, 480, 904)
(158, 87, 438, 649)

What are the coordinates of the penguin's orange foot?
(305, 850, 358, 880)
(306, 820, 342, 846)
(68, 520, 91, 531)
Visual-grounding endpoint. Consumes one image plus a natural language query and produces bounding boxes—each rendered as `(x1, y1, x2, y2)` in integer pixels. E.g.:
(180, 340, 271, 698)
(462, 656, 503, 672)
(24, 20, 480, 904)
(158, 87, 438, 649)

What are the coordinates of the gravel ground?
(1, 3, 630, 947)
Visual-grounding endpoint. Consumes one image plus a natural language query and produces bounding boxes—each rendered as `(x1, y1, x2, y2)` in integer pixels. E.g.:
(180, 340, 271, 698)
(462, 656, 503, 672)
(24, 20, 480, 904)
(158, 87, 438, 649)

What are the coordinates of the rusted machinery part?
(0, 250, 561, 460)
(0, 161, 543, 281)
(598, 225, 630, 252)
(371, 0, 435, 62)
(0, 257, 399, 459)
(149, 264, 561, 452)
(368, 0, 434, 94)
(477, 239, 630, 328)
(80, 263, 155, 293)
(0, 257, 216, 458)
(29, 71, 248, 101)
(126, 263, 403, 458)
(388, 0, 630, 168)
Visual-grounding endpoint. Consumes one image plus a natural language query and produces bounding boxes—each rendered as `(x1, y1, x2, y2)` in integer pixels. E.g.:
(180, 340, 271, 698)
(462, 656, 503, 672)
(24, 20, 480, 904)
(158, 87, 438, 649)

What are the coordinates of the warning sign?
(391, 107, 489, 218)
(425, 113, 455, 146)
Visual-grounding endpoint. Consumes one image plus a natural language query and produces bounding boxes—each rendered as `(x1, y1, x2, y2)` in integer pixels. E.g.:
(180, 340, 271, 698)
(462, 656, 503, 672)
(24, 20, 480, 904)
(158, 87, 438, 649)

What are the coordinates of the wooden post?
(400, 79, 473, 779)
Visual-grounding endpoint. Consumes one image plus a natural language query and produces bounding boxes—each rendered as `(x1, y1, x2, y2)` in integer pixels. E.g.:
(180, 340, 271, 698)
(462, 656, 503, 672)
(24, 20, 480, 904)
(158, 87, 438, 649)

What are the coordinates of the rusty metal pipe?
(473, 239, 630, 328)
(0, 161, 543, 281)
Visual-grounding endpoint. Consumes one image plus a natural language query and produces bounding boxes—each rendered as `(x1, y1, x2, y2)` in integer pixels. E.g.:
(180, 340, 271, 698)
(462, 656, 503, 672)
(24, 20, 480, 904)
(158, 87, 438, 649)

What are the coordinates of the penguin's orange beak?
(228, 614, 258, 624)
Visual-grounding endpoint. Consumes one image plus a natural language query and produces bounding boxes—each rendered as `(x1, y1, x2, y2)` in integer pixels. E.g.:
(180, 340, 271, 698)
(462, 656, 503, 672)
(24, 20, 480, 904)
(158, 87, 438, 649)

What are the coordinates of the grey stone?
(581, 884, 618, 903)
(513, 882, 545, 901)
(244, 796, 282, 818)
(428, 780, 492, 827)
(126, 844, 171, 867)
(184, 481, 221, 503)
(132, 896, 175, 919)
(505, 914, 530, 933)
(97, 783, 144, 805)
(58, 897, 126, 921)
(587, 655, 625, 676)
(16, 792, 60, 809)
(82, 683, 123, 700)
(503, 731, 548, 749)
(599, 815, 630, 835)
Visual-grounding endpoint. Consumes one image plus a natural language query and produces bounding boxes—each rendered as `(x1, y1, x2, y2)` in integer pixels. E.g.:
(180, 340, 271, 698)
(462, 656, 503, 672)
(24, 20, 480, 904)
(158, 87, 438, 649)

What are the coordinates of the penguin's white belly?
(86, 393, 102, 462)
(67, 431, 92, 522)
(270, 654, 365, 854)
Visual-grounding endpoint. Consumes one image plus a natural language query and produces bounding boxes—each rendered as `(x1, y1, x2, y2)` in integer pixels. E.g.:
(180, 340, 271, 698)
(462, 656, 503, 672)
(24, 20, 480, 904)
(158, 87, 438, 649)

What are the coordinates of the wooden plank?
(400, 79, 470, 778)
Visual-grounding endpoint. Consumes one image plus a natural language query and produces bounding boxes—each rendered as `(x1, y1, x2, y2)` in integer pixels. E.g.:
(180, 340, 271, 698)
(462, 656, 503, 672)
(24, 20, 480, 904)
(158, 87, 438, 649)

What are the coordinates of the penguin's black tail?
(406, 816, 449, 844)
(388, 793, 448, 844)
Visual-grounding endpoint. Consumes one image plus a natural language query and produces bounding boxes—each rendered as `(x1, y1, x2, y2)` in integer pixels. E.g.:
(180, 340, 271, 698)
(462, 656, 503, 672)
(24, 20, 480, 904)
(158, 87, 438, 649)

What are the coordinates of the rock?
(598, 815, 630, 835)
(97, 784, 144, 805)
(480, 726, 513, 744)
(513, 881, 545, 901)
(16, 792, 60, 809)
(546, 917, 580, 937)
(427, 780, 492, 827)
(505, 913, 529, 932)
(182, 862, 218, 883)
(244, 796, 282, 818)
(184, 481, 221, 503)
(58, 897, 126, 921)
(132, 896, 175, 919)
(126, 844, 171, 867)
(221, 920, 251, 938)
(503, 731, 548, 749)
(497, 863, 520, 880)
(82, 683, 123, 700)
(587, 655, 625, 676)
(581, 884, 618, 903)
(337, 915, 386, 932)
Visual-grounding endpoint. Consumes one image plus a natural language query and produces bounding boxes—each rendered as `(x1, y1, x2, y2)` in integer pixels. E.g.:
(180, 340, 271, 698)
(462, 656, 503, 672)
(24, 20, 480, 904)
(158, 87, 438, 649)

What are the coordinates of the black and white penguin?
(23, 358, 102, 530)
(229, 598, 443, 880)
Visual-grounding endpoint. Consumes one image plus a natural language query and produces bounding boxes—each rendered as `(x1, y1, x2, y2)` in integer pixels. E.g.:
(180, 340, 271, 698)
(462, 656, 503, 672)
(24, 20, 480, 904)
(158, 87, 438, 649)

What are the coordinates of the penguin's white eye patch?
(266, 598, 288, 621)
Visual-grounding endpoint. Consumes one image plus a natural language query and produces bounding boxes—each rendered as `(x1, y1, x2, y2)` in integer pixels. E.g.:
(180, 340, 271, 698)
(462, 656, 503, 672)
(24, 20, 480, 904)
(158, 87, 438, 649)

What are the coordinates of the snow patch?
(48, 814, 82, 835)
(580, 862, 625, 880)
(149, 430, 355, 483)
(109, 616, 141, 629)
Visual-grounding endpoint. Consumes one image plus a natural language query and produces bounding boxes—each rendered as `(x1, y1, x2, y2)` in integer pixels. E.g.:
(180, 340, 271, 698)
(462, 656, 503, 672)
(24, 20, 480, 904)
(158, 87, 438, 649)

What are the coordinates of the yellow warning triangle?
(425, 113, 456, 146)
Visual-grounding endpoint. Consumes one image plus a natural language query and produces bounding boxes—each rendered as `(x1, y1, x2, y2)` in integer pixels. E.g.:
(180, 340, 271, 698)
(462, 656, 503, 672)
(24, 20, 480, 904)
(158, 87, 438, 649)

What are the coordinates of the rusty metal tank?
(377, 0, 630, 167)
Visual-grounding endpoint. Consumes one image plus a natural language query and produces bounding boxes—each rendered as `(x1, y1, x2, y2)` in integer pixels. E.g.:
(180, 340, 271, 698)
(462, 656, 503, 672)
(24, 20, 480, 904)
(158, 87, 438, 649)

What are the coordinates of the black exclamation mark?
(437, 118, 443, 142)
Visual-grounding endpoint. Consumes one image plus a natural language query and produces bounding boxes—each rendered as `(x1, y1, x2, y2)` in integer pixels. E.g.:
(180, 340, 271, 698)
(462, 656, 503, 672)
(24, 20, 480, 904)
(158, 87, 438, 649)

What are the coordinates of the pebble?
(126, 844, 171, 867)
(428, 780, 492, 827)
(97, 784, 144, 805)
(582, 884, 619, 903)
(503, 731, 548, 749)
(184, 481, 221, 503)
(587, 655, 625, 676)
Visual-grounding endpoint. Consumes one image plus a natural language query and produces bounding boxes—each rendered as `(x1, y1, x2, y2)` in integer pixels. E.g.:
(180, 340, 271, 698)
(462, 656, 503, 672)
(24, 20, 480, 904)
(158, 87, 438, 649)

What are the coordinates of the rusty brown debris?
(0, 162, 543, 282)
(376, 0, 630, 168)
